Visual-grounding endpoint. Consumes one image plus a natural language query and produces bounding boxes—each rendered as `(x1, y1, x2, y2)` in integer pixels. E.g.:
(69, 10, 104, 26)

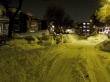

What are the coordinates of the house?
(26, 12, 41, 33)
(0, 5, 42, 36)
(0, 5, 9, 35)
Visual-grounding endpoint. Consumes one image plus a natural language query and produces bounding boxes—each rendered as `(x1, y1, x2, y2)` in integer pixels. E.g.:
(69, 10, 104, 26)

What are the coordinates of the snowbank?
(87, 34, 108, 44)
(0, 41, 67, 82)
(56, 34, 78, 44)
(99, 39, 110, 52)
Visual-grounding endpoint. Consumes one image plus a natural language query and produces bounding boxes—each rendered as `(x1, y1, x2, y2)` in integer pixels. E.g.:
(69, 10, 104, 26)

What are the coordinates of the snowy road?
(1, 34, 110, 82)
(37, 44, 110, 82)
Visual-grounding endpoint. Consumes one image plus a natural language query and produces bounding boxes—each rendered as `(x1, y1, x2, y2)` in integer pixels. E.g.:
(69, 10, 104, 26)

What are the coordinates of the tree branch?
(13, 0, 23, 19)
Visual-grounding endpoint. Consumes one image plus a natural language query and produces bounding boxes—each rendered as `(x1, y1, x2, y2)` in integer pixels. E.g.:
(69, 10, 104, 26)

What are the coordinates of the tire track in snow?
(37, 44, 110, 82)
(91, 51, 110, 82)
(84, 47, 110, 82)
(40, 48, 80, 82)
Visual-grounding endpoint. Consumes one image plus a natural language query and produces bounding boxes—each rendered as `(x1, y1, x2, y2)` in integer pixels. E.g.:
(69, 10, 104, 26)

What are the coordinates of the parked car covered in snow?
(65, 29, 75, 34)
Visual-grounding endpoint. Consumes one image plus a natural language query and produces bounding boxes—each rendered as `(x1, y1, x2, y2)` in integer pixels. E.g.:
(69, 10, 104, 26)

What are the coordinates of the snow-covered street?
(0, 34, 110, 82)
(34, 43, 110, 82)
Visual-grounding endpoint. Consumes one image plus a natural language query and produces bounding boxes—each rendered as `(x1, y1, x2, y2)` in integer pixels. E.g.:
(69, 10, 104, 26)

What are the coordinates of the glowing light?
(83, 23, 86, 25)
(87, 29, 90, 31)
(30, 30, 35, 32)
(83, 29, 85, 31)
(87, 23, 90, 25)
(52, 25, 54, 28)
(83, 26, 86, 28)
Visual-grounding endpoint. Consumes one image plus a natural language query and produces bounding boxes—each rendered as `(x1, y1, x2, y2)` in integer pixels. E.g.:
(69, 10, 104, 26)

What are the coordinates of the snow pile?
(24, 35, 39, 44)
(56, 34, 78, 43)
(7, 39, 28, 45)
(13, 33, 21, 39)
(0, 43, 67, 82)
(78, 35, 90, 40)
(99, 39, 110, 52)
(87, 34, 108, 44)
(66, 34, 78, 43)
(39, 35, 56, 46)
(6, 37, 42, 50)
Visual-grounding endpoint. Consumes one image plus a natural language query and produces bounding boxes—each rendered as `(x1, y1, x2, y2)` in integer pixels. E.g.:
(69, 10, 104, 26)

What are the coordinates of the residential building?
(0, 5, 42, 36)
(75, 22, 90, 35)
(0, 5, 9, 35)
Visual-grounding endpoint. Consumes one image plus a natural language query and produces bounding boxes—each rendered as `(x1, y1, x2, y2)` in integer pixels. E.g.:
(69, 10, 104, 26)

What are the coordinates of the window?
(87, 29, 90, 32)
(0, 24, 4, 34)
(15, 19, 19, 24)
(87, 26, 89, 28)
(15, 14, 19, 18)
(15, 25, 19, 31)
(83, 23, 86, 25)
(83, 26, 86, 28)
(0, 26, 1, 33)
(87, 23, 90, 25)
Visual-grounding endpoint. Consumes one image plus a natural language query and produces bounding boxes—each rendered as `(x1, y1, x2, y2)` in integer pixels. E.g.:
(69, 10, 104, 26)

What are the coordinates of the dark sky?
(1, 0, 100, 22)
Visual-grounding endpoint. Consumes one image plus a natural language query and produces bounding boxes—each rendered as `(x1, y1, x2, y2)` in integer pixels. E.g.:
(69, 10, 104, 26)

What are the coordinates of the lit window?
(83, 26, 86, 28)
(87, 23, 90, 25)
(87, 29, 90, 31)
(83, 29, 86, 31)
(83, 23, 86, 25)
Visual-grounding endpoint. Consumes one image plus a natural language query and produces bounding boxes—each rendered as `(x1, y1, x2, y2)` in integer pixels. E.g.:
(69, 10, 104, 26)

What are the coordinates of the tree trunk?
(8, 18, 14, 38)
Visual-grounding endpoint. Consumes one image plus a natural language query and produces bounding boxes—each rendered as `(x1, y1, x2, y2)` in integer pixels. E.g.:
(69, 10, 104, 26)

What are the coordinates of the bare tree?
(1, 0, 23, 38)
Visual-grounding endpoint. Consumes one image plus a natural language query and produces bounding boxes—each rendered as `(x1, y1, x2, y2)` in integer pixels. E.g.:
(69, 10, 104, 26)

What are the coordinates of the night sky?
(2, 0, 101, 22)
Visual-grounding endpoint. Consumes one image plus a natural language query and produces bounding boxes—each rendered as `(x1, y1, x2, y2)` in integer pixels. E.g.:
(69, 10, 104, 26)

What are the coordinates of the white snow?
(0, 33, 110, 82)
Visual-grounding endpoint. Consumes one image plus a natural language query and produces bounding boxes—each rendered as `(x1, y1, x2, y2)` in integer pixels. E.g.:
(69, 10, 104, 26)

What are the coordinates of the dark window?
(15, 25, 19, 31)
(15, 19, 18, 24)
